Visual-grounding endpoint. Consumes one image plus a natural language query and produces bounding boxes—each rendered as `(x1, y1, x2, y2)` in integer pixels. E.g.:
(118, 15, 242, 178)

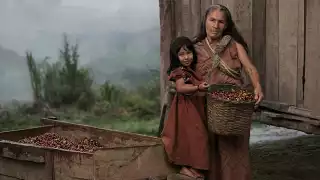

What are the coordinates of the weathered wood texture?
(304, 0, 320, 113)
(254, 100, 320, 134)
(159, 0, 264, 105)
(0, 119, 175, 180)
(160, 0, 320, 114)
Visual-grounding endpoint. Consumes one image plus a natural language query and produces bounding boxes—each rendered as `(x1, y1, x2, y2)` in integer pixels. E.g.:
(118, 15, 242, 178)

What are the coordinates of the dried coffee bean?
(18, 133, 103, 153)
(211, 89, 255, 103)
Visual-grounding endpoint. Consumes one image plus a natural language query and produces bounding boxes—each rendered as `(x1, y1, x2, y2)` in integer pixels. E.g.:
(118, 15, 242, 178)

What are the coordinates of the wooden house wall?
(159, 0, 320, 114)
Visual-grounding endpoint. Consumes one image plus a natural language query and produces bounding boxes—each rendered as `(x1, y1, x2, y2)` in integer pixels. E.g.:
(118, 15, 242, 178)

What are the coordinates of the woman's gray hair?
(193, 4, 249, 53)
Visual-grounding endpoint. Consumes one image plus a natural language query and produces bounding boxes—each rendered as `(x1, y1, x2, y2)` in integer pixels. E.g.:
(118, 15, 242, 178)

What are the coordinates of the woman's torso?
(194, 38, 243, 86)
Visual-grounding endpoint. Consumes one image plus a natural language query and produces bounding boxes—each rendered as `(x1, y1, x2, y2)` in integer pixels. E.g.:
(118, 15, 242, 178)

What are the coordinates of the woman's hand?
(254, 86, 264, 105)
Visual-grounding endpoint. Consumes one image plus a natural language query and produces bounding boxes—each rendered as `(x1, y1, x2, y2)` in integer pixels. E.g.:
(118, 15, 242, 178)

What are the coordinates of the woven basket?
(206, 85, 255, 136)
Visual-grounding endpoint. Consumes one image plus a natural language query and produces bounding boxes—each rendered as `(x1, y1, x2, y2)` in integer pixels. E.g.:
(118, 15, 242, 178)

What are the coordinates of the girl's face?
(177, 46, 193, 67)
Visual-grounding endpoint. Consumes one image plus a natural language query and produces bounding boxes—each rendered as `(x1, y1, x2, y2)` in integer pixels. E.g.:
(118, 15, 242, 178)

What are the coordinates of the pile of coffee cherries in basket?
(18, 133, 103, 153)
(210, 88, 255, 103)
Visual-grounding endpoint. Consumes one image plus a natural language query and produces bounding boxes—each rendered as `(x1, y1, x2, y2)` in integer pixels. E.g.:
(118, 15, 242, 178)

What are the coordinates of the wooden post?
(159, 0, 175, 108)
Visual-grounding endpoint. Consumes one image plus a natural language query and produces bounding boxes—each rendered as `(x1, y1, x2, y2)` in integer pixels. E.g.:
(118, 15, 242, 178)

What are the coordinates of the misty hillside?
(0, 27, 161, 101)
(0, 46, 32, 101)
(84, 27, 160, 86)
(0, 0, 161, 101)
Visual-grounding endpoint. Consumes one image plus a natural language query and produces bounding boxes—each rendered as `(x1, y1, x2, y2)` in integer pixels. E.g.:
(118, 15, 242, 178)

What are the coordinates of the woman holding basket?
(193, 4, 264, 180)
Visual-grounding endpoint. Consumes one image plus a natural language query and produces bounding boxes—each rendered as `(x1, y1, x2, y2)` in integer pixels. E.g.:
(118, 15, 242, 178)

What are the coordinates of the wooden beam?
(259, 100, 320, 120)
(261, 111, 320, 126)
(258, 111, 320, 135)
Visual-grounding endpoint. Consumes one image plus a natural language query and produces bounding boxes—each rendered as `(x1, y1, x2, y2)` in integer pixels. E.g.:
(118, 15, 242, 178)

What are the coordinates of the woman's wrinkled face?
(205, 9, 227, 40)
(177, 46, 193, 67)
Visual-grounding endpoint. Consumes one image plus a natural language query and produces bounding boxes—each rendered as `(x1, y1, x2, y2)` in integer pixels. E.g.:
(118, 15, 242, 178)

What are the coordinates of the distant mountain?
(85, 27, 161, 87)
(0, 27, 161, 101)
(0, 46, 33, 101)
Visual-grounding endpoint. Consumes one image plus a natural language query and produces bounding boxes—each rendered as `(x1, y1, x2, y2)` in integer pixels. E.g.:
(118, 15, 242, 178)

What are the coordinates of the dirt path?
(251, 135, 320, 180)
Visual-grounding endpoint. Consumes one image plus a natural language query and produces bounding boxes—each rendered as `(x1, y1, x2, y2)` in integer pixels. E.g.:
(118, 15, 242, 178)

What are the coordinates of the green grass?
(0, 111, 159, 136)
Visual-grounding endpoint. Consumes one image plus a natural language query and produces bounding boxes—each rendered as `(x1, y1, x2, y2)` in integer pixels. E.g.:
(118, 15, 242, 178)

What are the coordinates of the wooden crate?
(0, 118, 175, 180)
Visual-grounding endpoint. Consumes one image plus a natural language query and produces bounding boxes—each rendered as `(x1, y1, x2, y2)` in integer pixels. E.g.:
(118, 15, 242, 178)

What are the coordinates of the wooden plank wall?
(265, 0, 305, 107)
(159, 0, 320, 114)
(159, 0, 265, 106)
(304, 0, 320, 113)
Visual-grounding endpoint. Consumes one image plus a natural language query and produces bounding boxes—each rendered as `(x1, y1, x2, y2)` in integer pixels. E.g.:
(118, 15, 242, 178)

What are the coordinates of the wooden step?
(259, 100, 320, 120)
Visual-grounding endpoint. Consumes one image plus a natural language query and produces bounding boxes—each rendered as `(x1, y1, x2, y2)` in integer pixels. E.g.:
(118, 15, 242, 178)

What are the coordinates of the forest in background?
(0, 34, 161, 135)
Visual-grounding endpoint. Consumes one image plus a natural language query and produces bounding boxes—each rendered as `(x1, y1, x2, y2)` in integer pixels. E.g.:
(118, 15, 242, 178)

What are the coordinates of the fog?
(0, 0, 159, 61)
(0, 0, 160, 101)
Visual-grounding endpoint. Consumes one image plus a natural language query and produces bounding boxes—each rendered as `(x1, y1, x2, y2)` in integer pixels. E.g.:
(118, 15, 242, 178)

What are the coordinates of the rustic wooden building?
(159, 0, 320, 114)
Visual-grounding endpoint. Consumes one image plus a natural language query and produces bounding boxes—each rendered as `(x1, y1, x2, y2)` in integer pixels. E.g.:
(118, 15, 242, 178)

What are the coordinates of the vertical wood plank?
(278, 0, 299, 105)
(212, 0, 223, 5)
(265, 0, 279, 101)
(296, 0, 305, 107)
(159, 0, 175, 107)
(200, 0, 213, 17)
(304, 0, 320, 114)
(181, 0, 191, 37)
(174, 0, 182, 37)
(233, 0, 252, 53)
(190, 0, 201, 39)
(252, 0, 266, 92)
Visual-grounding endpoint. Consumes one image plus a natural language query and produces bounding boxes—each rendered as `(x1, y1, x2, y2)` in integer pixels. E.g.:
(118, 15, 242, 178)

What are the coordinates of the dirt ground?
(251, 135, 320, 180)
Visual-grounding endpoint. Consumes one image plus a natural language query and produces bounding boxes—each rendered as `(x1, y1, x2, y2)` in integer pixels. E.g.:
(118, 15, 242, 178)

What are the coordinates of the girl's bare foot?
(189, 168, 204, 178)
(180, 167, 197, 178)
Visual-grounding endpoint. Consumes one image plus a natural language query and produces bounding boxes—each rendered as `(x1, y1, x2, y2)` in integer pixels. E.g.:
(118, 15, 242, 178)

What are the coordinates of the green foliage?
(26, 52, 42, 102)
(14, 34, 162, 135)
(100, 80, 124, 106)
(26, 34, 95, 110)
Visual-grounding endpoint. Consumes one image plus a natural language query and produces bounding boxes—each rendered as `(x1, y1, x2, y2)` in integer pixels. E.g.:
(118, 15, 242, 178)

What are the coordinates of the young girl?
(161, 36, 209, 179)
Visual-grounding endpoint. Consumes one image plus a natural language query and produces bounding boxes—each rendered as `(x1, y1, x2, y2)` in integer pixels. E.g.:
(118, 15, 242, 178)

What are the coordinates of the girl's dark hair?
(193, 4, 249, 53)
(167, 36, 197, 75)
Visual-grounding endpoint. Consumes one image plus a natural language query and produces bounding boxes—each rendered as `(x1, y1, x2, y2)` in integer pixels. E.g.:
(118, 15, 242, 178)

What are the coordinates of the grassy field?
(0, 110, 159, 135)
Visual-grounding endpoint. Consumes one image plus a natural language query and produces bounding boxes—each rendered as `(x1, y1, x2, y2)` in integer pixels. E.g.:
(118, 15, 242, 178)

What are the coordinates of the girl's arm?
(175, 78, 199, 94)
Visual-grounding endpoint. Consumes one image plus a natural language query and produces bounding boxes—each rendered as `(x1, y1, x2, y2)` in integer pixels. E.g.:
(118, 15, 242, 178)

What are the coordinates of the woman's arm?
(175, 78, 199, 94)
(235, 42, 264, 104)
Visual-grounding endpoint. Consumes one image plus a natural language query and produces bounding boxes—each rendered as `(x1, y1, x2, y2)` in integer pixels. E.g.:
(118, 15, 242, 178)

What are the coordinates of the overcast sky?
(0, 0, 160, 61)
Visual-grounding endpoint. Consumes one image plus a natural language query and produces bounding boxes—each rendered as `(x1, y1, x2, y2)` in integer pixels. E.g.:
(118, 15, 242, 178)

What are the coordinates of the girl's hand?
(198, 82, 209, 91)
(254, 87, 264, 105)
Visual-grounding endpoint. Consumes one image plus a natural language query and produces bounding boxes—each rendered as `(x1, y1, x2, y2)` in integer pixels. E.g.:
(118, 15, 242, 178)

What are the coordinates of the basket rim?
(207, 96, 256, 105)
(208, 84, 254, 92)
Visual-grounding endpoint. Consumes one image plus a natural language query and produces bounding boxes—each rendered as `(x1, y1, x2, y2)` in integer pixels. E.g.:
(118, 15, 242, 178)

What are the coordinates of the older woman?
(193, 4, 264, 180)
